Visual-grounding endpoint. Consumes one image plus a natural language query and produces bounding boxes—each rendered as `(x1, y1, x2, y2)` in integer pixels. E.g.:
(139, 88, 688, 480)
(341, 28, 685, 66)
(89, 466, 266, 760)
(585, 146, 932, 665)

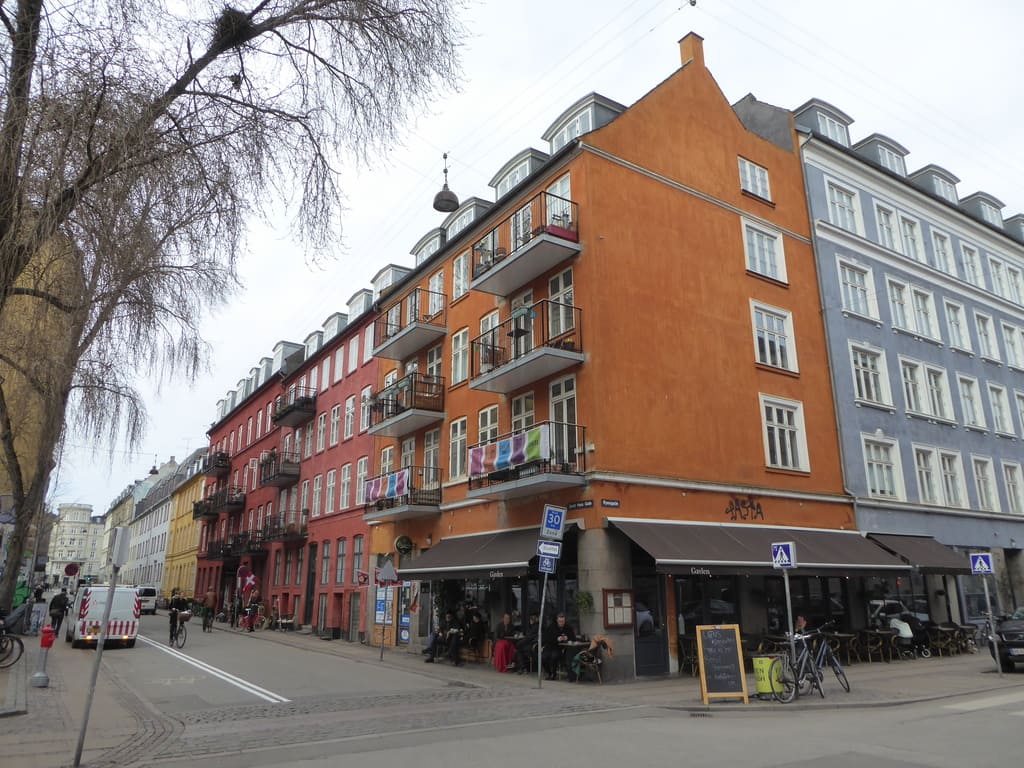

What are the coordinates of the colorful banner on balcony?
(365, 467, 411, 503)
(468, 423, 550, 475)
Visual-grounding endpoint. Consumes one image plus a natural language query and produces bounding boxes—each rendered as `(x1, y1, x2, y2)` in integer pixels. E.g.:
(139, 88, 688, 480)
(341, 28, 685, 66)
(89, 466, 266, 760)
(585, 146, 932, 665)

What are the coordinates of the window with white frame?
(363, 327, 373, 363)
(320, 539, 330, 584)
(329, 404, 340, 446)
(980, 202, 1002, 227)
(989, 384, 1013, 435)
(304, 421, 314, 458)
(863, 436, 903, 499)
(933, 176, 957, 203)
(851, 344, 890, 405)
(348, 337, 359, 374)
(321, 359, 330, 391)
(961, 244, 981, 286)
(334, 348, 345, 382)
(448, 418, 467, 480)
(940, 451, 965, 507)
(875, 205, 898, 251)
(899, 216, 922, 261)
(932, 232, 953, 274)
(1007, 266, 1023, 304)
(380, 445, 394, 475)
(495, 159, 530, 198)
(512, 393, 535, 432)
(973, 456, 998, 511)
(355, 457, 368, 505)
(325, 469, 336, 515)
(817, 113, 849, 146)
(945, 301, 970, 351)
(751, 302, 796, 371)
(453, 252, 469, 300)
(426, 344, 442, 380)
(428, 270, 445, 316)
(901, 360, 924, 413)
(400, 437, 415, 468)
(479, 406, 499, 444)
(838, 260, 875, 317)
(352, 535, 364, 583)
(914, 447, 939, 504)
(311, 475, 322, 517)
(549, 268, 575, 338)
(827, 182, 859, 232)
(424, 428, 440, 488)
(1002, 324, 1024, 369)
(738, 157, 771, 199)
(308, 369, 317, 393)
(888, 280, 909, 329)
(958, 375, 985, 428)
(300, 479, 310, 513)
(343, 396, 355, 439)
(990, 257, 1008, 298)
(451, 328, 469, 384)
(877, 145, 905, 175)
(759, 395, 809, 471)
(340, 464, 351, 509)
(743, 223, 786, 281)
(316, 412, 326, 452)
(926, 366, 952, 420)
(446, 209, 474, 239)
(359, 386, 372, 431)
(551, 110, 592, 152)
(1003, 463, 1023, 515)
(911, 289, 937, 338)
(975, 313, 997, 360)
(1017, 391, 1024, 434)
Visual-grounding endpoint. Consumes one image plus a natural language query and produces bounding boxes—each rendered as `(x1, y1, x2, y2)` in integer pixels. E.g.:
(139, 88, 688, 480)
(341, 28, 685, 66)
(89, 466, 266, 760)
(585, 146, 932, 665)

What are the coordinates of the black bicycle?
(769, 621, 850, 703)
(0, 617, 25, 668)
(169, 610, 189, 649)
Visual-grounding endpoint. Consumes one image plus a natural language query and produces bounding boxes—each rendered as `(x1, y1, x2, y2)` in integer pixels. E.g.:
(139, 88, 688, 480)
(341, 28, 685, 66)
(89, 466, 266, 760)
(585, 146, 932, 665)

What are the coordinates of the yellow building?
(163, 449, 208, 601)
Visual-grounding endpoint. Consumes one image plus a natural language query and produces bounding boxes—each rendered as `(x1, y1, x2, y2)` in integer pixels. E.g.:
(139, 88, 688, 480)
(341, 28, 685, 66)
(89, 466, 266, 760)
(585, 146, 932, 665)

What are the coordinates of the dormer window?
(415, 235, 441, 266)
(495, 160, 531, 198)
(933, 176, 957, 203)
(817, 113, 849, 146)
(446, 209, 475, 239)
(877, 145, 905, 176)
(551, 109, 592, 152)
(738, 157, 771, 201)
(980, 202, 1002, 227)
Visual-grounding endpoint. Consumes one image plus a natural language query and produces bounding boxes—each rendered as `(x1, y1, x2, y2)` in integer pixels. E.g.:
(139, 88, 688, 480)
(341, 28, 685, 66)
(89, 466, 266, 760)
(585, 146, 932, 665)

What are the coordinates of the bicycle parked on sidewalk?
(769, 620, 850, 703)
(239, 603, 266, 632)
(0, 616, 25, 668)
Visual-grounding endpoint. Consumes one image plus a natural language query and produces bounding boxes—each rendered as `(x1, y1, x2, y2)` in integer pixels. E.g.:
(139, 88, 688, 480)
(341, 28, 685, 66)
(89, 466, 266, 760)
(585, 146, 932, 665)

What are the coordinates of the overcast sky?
(51, 0, 1024, 515)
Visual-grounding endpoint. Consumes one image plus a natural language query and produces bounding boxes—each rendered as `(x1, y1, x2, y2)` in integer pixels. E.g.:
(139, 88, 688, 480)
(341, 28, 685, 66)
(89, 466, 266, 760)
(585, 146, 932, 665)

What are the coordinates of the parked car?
(990, 607, 1024, 673)
(868, 599, 929, 626)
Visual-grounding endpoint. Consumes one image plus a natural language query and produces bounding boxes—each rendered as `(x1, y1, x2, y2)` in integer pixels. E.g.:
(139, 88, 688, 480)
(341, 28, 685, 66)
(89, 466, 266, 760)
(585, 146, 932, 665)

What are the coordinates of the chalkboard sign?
(695, 624, 749, 705)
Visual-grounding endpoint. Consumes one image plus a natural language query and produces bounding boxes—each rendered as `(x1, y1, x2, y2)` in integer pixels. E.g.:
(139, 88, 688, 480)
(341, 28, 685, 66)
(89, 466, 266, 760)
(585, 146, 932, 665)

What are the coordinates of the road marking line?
(943, 690, 1024, 712)
(138, 635, 290, 703)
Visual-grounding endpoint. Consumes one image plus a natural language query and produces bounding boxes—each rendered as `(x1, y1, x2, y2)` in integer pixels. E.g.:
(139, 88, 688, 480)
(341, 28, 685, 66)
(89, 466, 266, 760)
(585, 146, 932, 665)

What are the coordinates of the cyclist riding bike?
(168, 588, 189, 645)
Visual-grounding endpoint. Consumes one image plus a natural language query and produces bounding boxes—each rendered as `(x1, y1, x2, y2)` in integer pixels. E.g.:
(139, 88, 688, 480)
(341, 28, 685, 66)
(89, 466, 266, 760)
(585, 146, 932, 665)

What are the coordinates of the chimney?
(679, 32, 705, 69)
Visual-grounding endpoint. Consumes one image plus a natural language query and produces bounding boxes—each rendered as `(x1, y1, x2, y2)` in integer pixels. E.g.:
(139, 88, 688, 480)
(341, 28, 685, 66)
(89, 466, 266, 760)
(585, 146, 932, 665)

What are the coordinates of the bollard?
(31, 625, 55, 688)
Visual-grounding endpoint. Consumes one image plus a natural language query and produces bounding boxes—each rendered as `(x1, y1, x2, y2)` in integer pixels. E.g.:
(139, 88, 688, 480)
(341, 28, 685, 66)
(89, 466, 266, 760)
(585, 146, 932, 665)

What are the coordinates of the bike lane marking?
(138, 635, 290, 703)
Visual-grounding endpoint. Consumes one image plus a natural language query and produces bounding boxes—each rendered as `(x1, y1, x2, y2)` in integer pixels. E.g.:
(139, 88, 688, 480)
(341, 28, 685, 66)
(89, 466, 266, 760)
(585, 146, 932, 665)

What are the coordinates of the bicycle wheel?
(174, 624, 187, 649)
(769, 656, 796, 703)
(0, 636, 24, 668)
(830, 655, 850, 692)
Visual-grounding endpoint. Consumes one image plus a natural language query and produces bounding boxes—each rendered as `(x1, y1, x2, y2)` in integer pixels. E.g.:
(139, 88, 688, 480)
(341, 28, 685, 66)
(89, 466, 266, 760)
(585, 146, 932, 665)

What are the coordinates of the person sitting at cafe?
(465, 611, 488, 656)
(515, 612, 540, 674)
(542, 612, 577, 681)
(424, 609, 464, 665)
(493, 613, 519, 672)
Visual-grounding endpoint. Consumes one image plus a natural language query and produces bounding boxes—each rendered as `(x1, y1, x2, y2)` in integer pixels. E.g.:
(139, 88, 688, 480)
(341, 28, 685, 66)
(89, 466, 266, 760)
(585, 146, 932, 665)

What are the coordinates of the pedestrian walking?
(29, 586, 47, 635)
(49, 588, 70, 635)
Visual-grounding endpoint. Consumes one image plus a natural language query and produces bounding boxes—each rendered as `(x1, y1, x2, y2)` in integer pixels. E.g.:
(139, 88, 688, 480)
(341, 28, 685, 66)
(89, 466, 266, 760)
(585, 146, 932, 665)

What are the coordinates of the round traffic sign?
(64, 563, 80, 577)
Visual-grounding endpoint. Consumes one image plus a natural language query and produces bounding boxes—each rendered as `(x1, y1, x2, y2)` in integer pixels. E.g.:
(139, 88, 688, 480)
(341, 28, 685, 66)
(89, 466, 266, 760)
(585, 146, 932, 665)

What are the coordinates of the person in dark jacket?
(542, 613, 576, 681)
(168, 589, 189, 645)
(424, 610, 464, 665)
(48, 588, 70, 634)
(515, 613, 540, 674)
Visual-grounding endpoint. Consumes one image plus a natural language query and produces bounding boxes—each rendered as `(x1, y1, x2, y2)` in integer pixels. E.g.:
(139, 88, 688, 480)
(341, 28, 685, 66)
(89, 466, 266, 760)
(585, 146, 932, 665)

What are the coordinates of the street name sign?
(537, 540, 562, 558)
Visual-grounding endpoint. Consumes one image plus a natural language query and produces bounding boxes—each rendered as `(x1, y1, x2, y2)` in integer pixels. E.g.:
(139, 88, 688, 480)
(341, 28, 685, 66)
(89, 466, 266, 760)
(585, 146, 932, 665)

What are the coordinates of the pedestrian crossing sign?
(771, 541, 797, 569)
(970, 552, 993, 575)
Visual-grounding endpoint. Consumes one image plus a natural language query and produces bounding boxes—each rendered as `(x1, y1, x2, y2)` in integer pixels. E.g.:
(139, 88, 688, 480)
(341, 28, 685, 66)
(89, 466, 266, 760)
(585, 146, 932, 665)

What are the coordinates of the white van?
(137, 586, 158, 615)
(66, 585, 140, 648)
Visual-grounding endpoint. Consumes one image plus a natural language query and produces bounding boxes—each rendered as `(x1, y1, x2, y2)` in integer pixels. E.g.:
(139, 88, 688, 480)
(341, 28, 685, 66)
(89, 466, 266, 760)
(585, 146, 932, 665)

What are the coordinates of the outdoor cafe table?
(822, 631, 857, 665)
(858, 628, 896, 662)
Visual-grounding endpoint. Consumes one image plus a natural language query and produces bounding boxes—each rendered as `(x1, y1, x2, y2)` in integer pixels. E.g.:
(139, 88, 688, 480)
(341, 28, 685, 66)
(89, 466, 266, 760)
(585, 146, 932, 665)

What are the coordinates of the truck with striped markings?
(65, 585, 141, 648)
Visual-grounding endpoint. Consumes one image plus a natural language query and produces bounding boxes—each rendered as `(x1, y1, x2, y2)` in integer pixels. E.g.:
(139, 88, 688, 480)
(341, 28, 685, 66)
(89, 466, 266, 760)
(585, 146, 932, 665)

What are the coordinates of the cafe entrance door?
(633, 575, 669, 676)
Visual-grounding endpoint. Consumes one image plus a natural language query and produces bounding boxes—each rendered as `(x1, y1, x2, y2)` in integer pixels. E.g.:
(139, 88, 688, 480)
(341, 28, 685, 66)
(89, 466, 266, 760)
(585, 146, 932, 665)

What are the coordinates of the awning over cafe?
(608, 518, 909, 576)
(397, 526, 542, 581)
(866, 533, 970, 574)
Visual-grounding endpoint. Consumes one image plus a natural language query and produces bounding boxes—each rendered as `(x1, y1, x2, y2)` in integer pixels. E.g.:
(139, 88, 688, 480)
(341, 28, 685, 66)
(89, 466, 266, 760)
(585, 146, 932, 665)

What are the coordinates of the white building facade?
(47, 503, 105, 586)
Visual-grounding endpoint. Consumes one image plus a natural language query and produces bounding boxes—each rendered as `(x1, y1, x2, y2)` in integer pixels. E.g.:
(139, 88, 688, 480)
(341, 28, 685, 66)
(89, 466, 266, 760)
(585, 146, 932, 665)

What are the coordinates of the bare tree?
(0, 1, 462, 609)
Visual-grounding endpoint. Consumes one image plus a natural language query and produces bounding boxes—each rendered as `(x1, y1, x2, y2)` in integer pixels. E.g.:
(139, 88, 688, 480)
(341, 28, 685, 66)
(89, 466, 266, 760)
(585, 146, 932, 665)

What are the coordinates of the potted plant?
(575, 590, 595, 616)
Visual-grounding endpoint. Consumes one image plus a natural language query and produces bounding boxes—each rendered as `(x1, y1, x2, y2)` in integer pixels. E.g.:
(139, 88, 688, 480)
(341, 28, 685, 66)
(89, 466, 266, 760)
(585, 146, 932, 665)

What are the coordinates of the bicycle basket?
(178, 611, 192, 624)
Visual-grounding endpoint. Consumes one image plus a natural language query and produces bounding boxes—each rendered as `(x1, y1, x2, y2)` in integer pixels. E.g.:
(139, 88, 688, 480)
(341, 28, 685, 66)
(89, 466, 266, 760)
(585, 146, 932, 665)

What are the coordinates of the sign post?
(971, 552, 1001, 678)
(536, 505, 566, 689)
(771, 541, 798, 670)
(377, 560, 399, 661)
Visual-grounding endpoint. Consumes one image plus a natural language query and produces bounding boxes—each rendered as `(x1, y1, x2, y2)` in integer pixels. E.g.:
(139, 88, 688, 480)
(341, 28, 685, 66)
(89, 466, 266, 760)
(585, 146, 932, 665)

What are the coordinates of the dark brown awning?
(609, 518, 909, 576)
(397, 527, 541, 581)
(866, 533, 970, 574)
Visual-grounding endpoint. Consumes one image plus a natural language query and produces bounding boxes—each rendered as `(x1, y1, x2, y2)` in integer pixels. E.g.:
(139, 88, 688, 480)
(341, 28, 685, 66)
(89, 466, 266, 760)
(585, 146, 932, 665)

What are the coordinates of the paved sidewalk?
(1, 623, 1021, 767)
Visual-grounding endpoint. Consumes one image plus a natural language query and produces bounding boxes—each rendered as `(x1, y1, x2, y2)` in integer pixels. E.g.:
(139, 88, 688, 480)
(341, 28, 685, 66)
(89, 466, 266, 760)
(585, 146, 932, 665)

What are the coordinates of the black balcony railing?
(363, 465, 442, 514)
(192, 499, 218, 520)
(203, 538, 233, 560)
(263, 510, 309, 542)
(470, 299, 583, 379)
(273, 386, 317, 427)
(368, 373, 445, 434)
(469, 190, 580, 295)
(203, 451, 231, 477)
(259, 450, 301, 487)
(373, 287, 448, 360)
(209, 485, 246, 513)
(466, 420, 586, 492)
(229, 531, 268, 557)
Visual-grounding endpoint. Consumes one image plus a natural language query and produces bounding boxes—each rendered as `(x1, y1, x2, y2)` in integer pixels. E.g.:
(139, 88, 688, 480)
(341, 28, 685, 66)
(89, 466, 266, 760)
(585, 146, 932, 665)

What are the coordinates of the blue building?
(796, 99, 1024, 622)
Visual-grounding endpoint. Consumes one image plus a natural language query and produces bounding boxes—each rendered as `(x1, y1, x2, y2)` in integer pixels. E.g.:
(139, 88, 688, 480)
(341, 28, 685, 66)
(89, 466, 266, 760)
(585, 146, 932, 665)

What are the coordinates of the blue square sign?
(540, 504, 567, 541)
(970, 552, 993, 575)
(771, 541, 797, 569)
(538, 555, 557, 574)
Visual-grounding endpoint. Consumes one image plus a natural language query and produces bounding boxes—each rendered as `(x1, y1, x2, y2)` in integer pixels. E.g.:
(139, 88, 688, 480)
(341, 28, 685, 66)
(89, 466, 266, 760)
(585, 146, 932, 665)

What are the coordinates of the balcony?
(467, 420, 587, 500)
(470, 300, 584, 394)
(229, 531, 268, 558)
(373, 287, 448, 361)
(259, 450, 301, 488)
(273, 386, 317, 428)
(210, 485, 246, 514)
(203, 538, 234, 561)
(363, 466, 442, 524)
(470, 190, 580, 296)
(264, 511, 309, 543)
(368, 373, 446, 437)
(191, 498, 218, 521)
(203, 451, 231, 478)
